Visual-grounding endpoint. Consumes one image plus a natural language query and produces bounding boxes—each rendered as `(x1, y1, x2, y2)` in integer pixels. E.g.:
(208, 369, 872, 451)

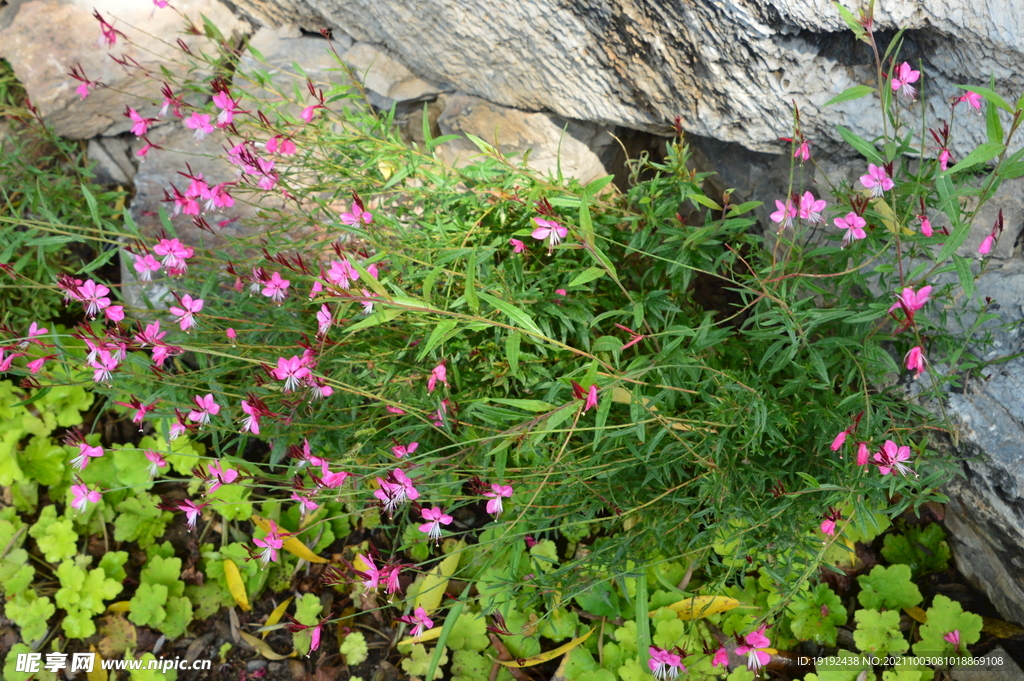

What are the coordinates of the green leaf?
(129, 582, 169, 627)
(141, 554, 186, 598)
(833, 2, 866, 39)
(853, 609, 909, 654)
(573, 580, 621, 618)
(5, 590, 55, 642)
(986, 85, 1005, 145)
(505, 332, 521, 379)
(789, 583, 847, 645)
(952, 255, 975, 299)
(488, 398, 556, 412)
(114, 492, 172, 548)
(836, 125, 884, 165)
(568, 267, 607, 288)
(463, 133, 496, 155)
(477, 291, 543, 337)
(447, 611, 489, 651)
(857, 564, 922, 610)
(78, 566, 123, 615)
(465, 252, 480, 313)
(417, 319, 459, 362)
(954, 84, 1014, 113)
(579, 196, 595, 247)
(880, 524, 951, 576)
(943, 141, 1005, 176)
(913, 594, 982, 657)
(824, 85, 877, 108)
(29, 506, 77, 563)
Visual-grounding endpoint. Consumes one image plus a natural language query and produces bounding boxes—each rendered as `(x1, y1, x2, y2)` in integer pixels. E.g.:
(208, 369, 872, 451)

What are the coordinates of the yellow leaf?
(904, 606, 928, 624)
(398, 627, 442, 646)
(656, 595, 741, 620)
(106, 601, 131, 613)
(224, 559, 251, 611)
(263, 597, 293, 638)
(982, 615, 1024, 637)
(379, 159, 398, 180)
(609, 387, 657, 411)
(871, 197, 915, 236)
(251, 515, 328, 564)
(497, 628, 593, 667)
(414, 543, 463, 615)
(239, 631, 296, 659)
(86, 648, 107, 681)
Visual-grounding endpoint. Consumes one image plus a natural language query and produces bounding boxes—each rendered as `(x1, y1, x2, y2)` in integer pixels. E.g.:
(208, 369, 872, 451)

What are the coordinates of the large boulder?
(0, 0, 250, 139)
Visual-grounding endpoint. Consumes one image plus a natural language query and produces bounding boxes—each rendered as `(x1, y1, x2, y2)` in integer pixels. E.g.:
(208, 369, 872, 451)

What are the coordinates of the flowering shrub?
(1, 1, 1020, 676)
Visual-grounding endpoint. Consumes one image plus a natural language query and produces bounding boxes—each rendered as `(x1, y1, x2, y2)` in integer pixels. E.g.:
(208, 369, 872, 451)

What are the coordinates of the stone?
(87, 136, 136, 186)
(939, 260, 1024, 626)
(435, 93, 614, 186)
(341, 42, 446, 109)
(0, 0, 250, 139)
(226, 0, 1024, 167)
(950, 647, 1024, 681)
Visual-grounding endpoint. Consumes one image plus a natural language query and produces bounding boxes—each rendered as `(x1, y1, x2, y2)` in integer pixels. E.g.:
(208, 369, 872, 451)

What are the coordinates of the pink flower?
(770, 198, 797, 229)
(184, 112, 214, 140)
(300, 105, 320, 123)
(484, 483, 513, 517)
(939, 148, 952, 171)
(860, 164, 894, 197)
(72, 443, 105, 470)
(126, 107, 155, 137)
(891, 62, 920, 99)
(134, 253, 162, 281)
(226, 327, 237, 344)
(831, 431, 847, 451)
(427, 362, 448, 393)
(958, 91, 983, 111)
(555, 288, 567, 297)
(978, 234, 994, 255)
(79, 279, 111, 318)
(266, 136, 297, 156)
(23, 322, 48, 347)
(71, 484, 102, 512)
(712, 647, 729, 668)
(386, 405, 407, 415)
(93, 10, 121, 47)
(212, 91, 240, 128)
(584, 384, 598, 412)
(91, 350, 118, 384)
(177, 499, 206, 531)
(104, 305, 124, 323)
(153, 238, 193, 271)
(399, 607, 434, 637)
(835, 212, 867, 246)
(374, 469, 419, 516)
(135, 321, 165, 347)
(253, 520, 284, 566)
(340, 202, 372, 226)
(418, 506, 453, 544)
(944, 629, 961, 652)
(319, 470, 350, 488)
(648, 647, 685, 680)
(391, 441, 418, 458)
(27, 356, 51, 374)
(240, 400, 261, 435)
(206, 183, 234, 210)
(77, 82, 91, 99)
(918, 214, 933, 237)
(0, 347, 23, 372)
(188, 393, 220, 425)
(261, 271, 290, 303)
(856, 442, 870, 466)
(145, 450, 167, 477)
(326, 259, 360, 290)
(794, 139, 810, 161)
(798, 192, 826, 223)
(169, 294, 203, 331)
(888, 285, 932, 315)
(114, 397, 158, 430)
(354, 553, 380, 591)
(874, 440, 915, 477)
(532, 217, 567, 249)
(359, 288, 377, 315)
(509, 238, 526, 253)
(272, 356, 310, 392)
(735, 626, 772, 673)
(291, 492, 318, 518)
(317, 304, 333, 336)
(207, 460, 239, 493)
(382, 564, 403, 596)
(905, 346, 925, 378)
(153, 0, 169, 7)
(820, 507, 842, 537)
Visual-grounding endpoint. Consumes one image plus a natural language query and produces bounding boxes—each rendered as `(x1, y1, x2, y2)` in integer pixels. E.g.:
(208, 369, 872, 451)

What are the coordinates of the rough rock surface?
(940, 260, 1024, 625)
(227, 0, 1024, 165)
(0, 0, 250, 139)
(436, 93, 614, 185)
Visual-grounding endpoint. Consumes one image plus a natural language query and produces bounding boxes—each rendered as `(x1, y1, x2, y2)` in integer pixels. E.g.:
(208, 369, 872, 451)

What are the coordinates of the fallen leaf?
(224, 559, 251, 611)
(262, 597, 293, 638)
(86, 648, 107, 681)
(656, 595, 741, 620)
(398, 627, 442, 646)
(496, 628, 593, 667)
(904, 606, 928, 624)
(106, 601, 131, 613)
(414, 542, 463, 615)
(251, 514, 328, 564)
(239, 631, 296, 660)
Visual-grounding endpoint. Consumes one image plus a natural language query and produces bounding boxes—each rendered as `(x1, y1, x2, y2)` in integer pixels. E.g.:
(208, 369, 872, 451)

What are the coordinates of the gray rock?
(0, 0, 250, 139)
(342, 42, 446, 109)
(225, 0, 1024, 167)
(950, 647, 1024, 681)
(87, 136, 136, 185)
(941, 260, 1024, 626)
(435, 93, 614, 186)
